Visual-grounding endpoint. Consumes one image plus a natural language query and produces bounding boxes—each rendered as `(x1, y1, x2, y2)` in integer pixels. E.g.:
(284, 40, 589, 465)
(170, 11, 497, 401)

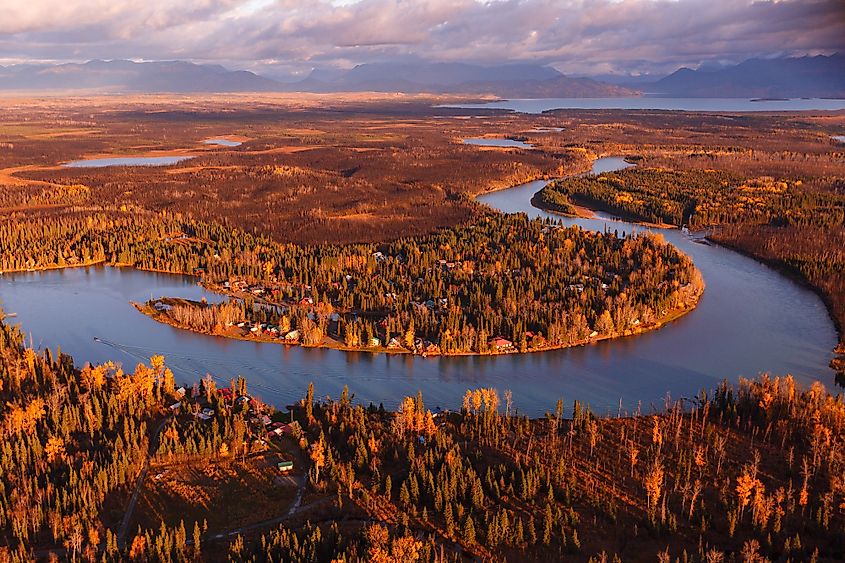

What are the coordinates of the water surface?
(442, 97, 845, 114)
(1, 158, 837, 415)
(463, 138, 533, 149)
(203, 139, 242, 147)
(63, 156, 193, 168)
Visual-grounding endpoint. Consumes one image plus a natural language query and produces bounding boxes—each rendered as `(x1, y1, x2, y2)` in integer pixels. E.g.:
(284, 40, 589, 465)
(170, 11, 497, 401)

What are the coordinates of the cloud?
(1, 0, 843, 76)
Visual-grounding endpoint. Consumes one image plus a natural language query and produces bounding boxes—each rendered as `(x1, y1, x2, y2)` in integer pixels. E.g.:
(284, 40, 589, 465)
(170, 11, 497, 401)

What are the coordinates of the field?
(134, 452, 301, 535)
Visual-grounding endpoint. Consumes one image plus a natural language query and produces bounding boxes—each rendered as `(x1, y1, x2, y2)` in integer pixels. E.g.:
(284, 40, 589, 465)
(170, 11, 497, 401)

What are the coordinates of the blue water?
(463, 138, 533, 149)
(442, 97, 845, 114)
(63, 156, 193, 168)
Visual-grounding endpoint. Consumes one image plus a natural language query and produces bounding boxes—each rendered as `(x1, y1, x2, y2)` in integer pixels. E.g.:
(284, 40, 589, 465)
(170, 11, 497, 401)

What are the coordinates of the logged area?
(0, 318, 843, 561)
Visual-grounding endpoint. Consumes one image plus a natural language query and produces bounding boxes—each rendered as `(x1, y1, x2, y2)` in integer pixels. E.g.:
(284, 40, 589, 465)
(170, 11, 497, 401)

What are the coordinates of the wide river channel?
(0, 157, 837, 415)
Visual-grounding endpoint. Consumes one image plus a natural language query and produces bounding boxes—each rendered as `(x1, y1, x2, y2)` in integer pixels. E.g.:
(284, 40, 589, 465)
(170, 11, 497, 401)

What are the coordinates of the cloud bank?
(1, 0, 843, 77)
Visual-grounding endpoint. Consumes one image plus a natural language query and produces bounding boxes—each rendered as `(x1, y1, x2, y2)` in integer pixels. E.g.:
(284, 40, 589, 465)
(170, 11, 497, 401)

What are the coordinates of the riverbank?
(531, 189, 677, 230)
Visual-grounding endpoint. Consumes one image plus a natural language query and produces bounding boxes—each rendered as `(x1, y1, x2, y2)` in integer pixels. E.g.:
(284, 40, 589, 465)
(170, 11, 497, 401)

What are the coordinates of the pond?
(0, 158, 837, 415)
(203, 139, 243, 147)
(63, 156, 194, 168)
(463, 138, 533, 149)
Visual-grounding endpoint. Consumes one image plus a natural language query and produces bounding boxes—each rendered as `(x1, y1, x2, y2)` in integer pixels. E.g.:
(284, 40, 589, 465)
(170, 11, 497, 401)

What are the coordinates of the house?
(423, 341, 440, 355)
(299, 297, 314, 306)
(387, 337, 402, 349)
(219, 388, 234, 401)
(369, 337, 381, 347)
(196, 412, 213, 421)
(489, 337, 513, 351)
(589, 330, 599, 338)
(284, 330, 301, 343)
(372, 251, 386, 262)
(175, 386, 186, 398)
(153, 301, 172, 312)
(261, 415, 272, 427)
(277, 460, 294, 473)
(169, 402, 181, 413)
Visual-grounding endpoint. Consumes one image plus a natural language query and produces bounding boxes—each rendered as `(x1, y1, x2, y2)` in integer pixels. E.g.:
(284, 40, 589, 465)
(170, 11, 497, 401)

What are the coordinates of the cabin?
(175, 386, 186, 398)
(168, 402, 181, 414)
(369, 337, 382, 347)
(489, 337, 513, 351)
(153, 301, 172, 312)
(284, 330, 301, 343)
(423, 341, 440, 355)
(387, 337, 402, 349)
(277, 460, 294, 473)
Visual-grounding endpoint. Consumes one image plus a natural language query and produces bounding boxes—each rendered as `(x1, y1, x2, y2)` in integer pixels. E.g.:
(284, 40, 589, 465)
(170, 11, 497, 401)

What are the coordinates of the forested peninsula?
(0, 209, 702, 356)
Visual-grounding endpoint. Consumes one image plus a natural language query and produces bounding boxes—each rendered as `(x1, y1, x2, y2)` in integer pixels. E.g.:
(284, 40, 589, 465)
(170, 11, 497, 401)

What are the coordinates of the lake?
(442, 97, 845, 114)
(463, 138, 533, 149)
(0, 158, 837, 415)
(63, 156, 193, 168)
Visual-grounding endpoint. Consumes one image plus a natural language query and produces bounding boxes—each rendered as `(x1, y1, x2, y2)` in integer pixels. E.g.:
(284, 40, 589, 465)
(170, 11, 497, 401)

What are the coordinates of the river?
(0, 158, 837, 415)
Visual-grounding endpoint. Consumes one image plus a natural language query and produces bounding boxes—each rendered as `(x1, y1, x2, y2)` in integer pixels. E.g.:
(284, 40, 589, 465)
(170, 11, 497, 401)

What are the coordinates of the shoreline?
(133, 285, 703, 358)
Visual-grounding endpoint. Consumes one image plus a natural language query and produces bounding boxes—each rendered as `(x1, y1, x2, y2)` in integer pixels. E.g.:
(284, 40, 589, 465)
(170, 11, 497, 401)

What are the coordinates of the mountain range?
(646, 53, 845, 98)
(0, 60, 634, 97)
(1, 55, 843, 99)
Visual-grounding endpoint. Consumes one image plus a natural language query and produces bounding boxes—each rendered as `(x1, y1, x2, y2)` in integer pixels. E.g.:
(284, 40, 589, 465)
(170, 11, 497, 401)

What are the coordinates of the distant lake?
(203, 139, 242, 147)
(63, 156, 193, 168)
(442, 97, 845, 114)
(463, 138, 533, 148)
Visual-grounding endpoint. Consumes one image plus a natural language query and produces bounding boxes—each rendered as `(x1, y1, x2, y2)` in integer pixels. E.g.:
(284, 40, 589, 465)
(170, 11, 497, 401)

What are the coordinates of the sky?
(1, 0, 844, 79)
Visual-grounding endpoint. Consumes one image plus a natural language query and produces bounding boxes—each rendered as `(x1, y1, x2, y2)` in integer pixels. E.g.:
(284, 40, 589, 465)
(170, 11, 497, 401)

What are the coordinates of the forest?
(0, 315, 843, 561)
(0, 206, 702, 355)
